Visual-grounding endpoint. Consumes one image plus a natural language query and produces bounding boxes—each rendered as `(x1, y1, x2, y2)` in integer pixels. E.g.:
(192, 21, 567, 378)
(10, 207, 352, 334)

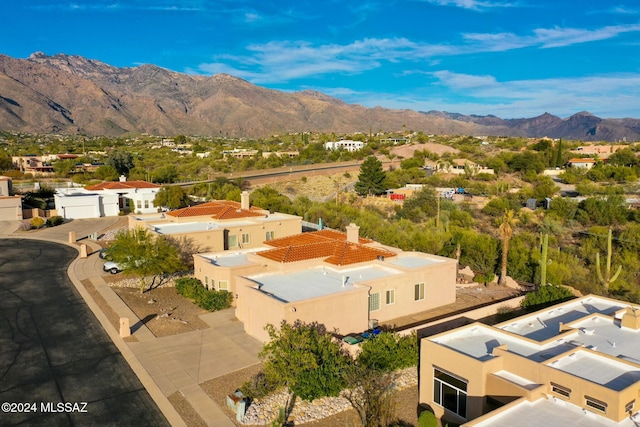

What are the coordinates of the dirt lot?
(102, 274, 211, 337)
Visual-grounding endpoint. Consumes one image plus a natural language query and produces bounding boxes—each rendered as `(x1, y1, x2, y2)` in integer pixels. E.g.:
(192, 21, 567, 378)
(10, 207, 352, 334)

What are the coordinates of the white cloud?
(423, 0, 516, 11)
(409, 71, 640, 117)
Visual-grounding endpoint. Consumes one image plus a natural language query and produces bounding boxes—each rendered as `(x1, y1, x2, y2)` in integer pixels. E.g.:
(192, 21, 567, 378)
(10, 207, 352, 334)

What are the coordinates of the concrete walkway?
(0, 218, 262, 427)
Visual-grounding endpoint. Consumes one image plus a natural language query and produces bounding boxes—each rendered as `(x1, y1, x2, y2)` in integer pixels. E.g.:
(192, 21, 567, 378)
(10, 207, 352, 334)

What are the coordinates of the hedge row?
(175, 277, 233, 311)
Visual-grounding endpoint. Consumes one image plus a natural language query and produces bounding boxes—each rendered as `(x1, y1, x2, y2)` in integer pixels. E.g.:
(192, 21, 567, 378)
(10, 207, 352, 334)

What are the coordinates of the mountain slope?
(0, 52, 638, 141)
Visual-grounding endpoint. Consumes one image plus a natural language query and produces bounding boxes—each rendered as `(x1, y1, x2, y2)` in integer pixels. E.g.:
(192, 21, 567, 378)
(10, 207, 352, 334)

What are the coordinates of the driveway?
(0, 239, 169, 426)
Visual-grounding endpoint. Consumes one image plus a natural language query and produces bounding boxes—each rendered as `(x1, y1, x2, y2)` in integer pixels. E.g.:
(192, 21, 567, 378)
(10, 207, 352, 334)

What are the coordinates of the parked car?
(103, 261, 122, 274)
(98, 247, 111, 260)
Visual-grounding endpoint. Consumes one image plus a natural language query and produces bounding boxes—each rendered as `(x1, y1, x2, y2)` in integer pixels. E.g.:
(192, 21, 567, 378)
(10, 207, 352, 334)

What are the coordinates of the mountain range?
(0, 52, 639, 141)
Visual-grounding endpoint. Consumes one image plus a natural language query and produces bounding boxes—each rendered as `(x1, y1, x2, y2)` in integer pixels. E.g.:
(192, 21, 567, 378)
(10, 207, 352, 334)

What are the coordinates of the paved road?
(0, 239, 169, 426)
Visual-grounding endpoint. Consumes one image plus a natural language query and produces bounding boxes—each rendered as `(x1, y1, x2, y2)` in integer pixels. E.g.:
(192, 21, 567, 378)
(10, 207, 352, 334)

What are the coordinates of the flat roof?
(568, 315, 640, 363)
(387, 255, 443, 268)
(498, 296, 626, 342)
(247, 265, 401, 303)
(201, 248, 267, 267)
(473, 397, 639, 427)
(431, 324, 573, 362)
(153, 222, 221, 234)
(549, 350, 640, 391)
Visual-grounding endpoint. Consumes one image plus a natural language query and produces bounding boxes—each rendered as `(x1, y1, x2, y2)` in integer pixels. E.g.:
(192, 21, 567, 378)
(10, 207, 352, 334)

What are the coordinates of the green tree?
(93, 165, 119, 181)
(357, 331, 418, 372)
(521, 285, 575, 310)
(342, 366, 398, 427)
(259, 321, 349, 420)
(250, 186, 294, 213)
(109, 229, 186, 293)
(152, 165, 178, 183)
(355, 156, 387, 196)
(554, 139, 564, 167)
(154, 186, 191, 209)
(498, 210, 515, 285)
(53, 159, 78, 177)
(607, 148, 638, 167)
(106, 150, 135, 176)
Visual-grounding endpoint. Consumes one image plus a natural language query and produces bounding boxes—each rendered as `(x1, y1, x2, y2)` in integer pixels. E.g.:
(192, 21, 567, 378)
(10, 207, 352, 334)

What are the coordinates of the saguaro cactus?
(596, 228, 622, 290)
(539, 233, 549, 287)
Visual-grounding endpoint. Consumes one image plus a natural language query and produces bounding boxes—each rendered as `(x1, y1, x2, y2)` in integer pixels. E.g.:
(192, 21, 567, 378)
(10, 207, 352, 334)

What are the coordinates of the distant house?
(436, 159, 494, 176)
(54, 176, 160, 219)
(567, 158, 597, 169)
(0, 176, 22, 221)
(324, 140, 365, 152)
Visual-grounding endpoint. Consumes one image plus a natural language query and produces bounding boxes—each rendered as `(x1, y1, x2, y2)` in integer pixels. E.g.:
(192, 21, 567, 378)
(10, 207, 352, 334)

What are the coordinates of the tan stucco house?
(419, 294, 640, 427)
(194, 223, 457, 342)
(131, 191, 303, 254)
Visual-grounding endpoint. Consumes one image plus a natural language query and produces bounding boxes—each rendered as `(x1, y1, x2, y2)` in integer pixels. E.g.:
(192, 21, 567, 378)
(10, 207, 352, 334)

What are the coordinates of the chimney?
(621, 307, 640, 330)
(241, 191, 250, 210)
(346, 223, 359, 243)
(119, 175, 127, 182)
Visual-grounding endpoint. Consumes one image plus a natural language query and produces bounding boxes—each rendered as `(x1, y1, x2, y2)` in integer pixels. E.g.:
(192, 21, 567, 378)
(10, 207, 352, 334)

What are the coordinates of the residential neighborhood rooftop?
(247, 264, 402, 303)
(472, 397, 640, 427)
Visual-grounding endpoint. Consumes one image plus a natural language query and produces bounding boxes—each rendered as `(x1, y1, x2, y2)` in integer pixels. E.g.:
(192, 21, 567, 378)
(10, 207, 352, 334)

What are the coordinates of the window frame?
(386, 289, 395, 305)
(227, 234, 238, 248)
(241, 233, 250, 245)
(218, 280, 229, 291)
(585, 396, 607, 413)
(265, 230, 275, 241)
(551, 382, 571, 399)
(369, 292, 381, 312)
(433, 367, 467, 419)
(414, 282, 425, 301)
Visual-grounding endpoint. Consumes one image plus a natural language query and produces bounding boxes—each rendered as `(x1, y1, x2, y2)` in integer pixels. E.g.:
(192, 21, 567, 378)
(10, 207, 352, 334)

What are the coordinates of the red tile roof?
(258, 230, 394, 266)
(166, 200, 265, 219)
(85, 180, 161, 191)
(266, 229, 373, 247)
(568, 158, 596, 163)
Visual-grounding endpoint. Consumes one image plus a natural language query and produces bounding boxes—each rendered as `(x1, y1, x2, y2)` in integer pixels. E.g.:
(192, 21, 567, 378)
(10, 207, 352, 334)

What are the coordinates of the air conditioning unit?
(369, 319, 379, 329)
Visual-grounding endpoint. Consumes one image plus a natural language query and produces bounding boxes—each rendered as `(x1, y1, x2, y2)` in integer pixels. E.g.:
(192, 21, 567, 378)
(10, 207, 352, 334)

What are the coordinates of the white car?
(103, 261, 123, 274)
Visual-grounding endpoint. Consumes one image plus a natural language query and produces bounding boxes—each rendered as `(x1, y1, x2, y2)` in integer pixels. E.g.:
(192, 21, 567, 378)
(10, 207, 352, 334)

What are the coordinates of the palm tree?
(498, 209, 515, 286)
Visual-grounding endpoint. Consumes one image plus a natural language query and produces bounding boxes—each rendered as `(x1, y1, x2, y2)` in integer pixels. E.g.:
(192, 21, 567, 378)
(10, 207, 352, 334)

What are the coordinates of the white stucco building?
(55, 177, 161, 219)
(324, 140, 365, 152)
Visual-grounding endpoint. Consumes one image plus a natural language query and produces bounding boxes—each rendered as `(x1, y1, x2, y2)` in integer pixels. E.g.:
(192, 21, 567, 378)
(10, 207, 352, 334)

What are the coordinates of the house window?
(136, 200, 142, 209)
(434, 367, 467, 419)
(205, 276, 209, 287)
(144, 200, 149, 208)
(625, 400, 635, 414)
(241, 233, 250, 245)
(414, 283, 425, 301)
(585, 396, 607, 413)
(551, 383, 571, 399)
(227, 235, 238, 248)
(265, 231, 275, 241)
(218, 280, 229, 291)
(369, 293, 380, 312)
(386, 289, 395, 305)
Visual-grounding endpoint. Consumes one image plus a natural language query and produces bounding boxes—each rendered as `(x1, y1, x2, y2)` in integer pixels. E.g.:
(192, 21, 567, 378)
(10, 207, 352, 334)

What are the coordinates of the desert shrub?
(239, 371, 279, 400)
(18, 220, 32, 231)
(46, 216, 64, 227)
(175, 277, 233, 311)
(418, 410, 438, 427)
(521, 285, 575, 311)
(30, 217, 45, 229)
(357, 331, 418, 372)
(197, 290, 233, 311)
(175, 277, 202, 299)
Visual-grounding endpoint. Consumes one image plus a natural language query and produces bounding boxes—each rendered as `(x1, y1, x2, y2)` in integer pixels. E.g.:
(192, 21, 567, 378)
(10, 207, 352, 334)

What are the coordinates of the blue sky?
(2, 0, 640, 118)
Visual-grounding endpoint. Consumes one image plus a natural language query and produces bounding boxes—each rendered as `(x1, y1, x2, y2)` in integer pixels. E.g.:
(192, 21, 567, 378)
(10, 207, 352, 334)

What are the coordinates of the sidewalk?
(0, 218, 260, 427)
